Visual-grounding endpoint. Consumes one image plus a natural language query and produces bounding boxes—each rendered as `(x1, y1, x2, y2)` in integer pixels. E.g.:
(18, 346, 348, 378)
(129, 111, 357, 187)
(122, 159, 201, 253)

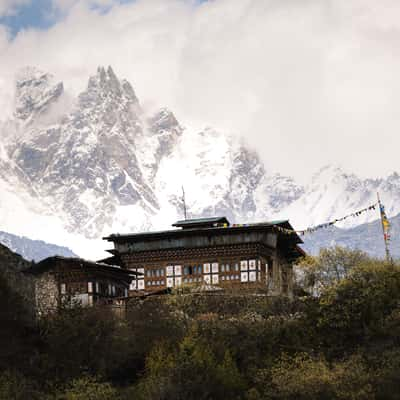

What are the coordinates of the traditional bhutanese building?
(24, 256, 138, 316)
(102, 217, 305, 297)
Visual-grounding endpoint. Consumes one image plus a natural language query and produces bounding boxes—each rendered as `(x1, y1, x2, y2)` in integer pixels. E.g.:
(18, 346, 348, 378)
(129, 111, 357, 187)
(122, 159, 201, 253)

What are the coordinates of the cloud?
(1, 0, 400, 181)
(0, 0, 31, 17)
(50, 0, 117, 13)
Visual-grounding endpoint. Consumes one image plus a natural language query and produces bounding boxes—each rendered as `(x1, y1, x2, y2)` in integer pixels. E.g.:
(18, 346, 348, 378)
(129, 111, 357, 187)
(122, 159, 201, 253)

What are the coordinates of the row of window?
(136, 260, 262, 280)
(184, 265, 202, 275)
(220, 263, 240, 272)
(130, 260, 270, 291)
(147, 280, 165, 286)
(60, 282, 127, 297)
(183, 277, 203, 283)
(146, 268, 165, 278)
(221, 275, 241, 281)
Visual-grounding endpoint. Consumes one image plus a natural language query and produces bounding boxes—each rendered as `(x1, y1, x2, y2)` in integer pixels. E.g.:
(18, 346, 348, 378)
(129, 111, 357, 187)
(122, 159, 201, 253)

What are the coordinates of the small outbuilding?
(24, 256, 138, 316)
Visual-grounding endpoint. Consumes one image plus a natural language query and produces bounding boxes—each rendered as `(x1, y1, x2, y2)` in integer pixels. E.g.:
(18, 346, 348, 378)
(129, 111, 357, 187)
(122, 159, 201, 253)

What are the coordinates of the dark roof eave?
(23, 256, 141, 277)
(172, 216, 230, 228)
(103, 220, 303, 245)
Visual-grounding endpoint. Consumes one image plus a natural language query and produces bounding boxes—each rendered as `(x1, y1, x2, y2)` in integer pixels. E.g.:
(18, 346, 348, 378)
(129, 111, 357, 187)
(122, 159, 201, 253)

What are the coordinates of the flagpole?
(377, 192, 391, 262)
(182, 186, 187, 220)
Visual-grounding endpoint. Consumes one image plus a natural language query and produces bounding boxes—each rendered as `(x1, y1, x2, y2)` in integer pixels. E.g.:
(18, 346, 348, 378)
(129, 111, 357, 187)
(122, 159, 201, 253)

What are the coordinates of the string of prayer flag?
(273, 203, 379, 236)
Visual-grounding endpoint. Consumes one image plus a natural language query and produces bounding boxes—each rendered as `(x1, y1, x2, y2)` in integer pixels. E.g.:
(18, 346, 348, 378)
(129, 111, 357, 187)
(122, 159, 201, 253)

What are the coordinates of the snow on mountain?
(14, 66, 64, 125)
(276, 165, 400, 230)
(254, 173, 305, 218)
(0, 65, 399, 259)
(154, 127, 268, 225)
(11, 66, 159, 237)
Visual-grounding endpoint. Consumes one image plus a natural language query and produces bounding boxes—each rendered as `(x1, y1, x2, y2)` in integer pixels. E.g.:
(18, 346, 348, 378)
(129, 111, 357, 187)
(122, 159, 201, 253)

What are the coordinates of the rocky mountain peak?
(148, 108, 180, 132)
(14, 66, 64, 123)
(86, 65, 138, 104)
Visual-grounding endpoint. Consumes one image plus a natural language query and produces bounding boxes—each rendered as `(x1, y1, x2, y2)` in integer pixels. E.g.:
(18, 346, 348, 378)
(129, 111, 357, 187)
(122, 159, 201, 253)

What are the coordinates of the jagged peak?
(15, 66, 54, 86)
(14, 66, 64, 122)
(148, 107, 180, 131)
(86, 65, 138, 102)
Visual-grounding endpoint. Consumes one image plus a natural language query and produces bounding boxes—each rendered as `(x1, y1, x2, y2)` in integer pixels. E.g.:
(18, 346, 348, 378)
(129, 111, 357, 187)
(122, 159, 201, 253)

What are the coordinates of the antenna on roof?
(181, 186, 188, 220)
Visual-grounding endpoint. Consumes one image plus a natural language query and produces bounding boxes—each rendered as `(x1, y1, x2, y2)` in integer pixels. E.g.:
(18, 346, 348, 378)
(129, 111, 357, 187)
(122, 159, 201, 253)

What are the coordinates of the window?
(226, 264, 230, 272)
(175, 265, 182, 275)
(234, 263, 239, 271)
(268, 261, 273, 280)
(221, 264, 225, 272)
(60, 283, 66, 294)
(184, 266, 193, 275)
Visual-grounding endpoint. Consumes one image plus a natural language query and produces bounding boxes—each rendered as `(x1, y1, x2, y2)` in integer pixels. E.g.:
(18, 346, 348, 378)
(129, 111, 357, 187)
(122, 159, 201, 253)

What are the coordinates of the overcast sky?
(0, 0, 399, 182)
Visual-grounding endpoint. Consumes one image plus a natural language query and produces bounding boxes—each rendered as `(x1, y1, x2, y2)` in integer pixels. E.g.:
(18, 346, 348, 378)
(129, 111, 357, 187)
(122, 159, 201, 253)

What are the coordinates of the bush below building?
(0, 246, 400, 399)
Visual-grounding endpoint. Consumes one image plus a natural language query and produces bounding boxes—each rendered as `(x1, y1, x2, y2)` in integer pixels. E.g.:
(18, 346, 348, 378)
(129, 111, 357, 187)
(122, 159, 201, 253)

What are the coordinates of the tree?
(137, 329, 245, 400)
(313, 260, 400, 352)
(56, 376, 119, 400)
(296, 246, 370, 295)
(257, 353, 373, 400)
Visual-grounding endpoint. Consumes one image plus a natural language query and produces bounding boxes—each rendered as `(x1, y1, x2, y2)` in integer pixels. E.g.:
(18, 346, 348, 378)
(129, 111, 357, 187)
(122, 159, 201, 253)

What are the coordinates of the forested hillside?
(1, 246, 400, 399)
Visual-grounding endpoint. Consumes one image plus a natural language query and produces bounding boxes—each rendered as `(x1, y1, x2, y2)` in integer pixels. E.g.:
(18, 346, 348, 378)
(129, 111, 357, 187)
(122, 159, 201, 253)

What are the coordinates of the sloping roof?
(103, 219, 303, 245)
(24, 256, 140, 278)
(172, 216, 230, 229)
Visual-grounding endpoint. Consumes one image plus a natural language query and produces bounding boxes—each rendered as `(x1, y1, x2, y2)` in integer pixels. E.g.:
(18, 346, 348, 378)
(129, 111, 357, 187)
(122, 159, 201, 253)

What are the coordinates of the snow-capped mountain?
(278, 166, 400, 230)
(0, 65, 399, 259)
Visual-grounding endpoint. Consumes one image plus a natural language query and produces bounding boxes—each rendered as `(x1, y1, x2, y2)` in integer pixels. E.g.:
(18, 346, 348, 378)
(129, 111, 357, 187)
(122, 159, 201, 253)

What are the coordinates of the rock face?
(0, 65, 399, 258)
(14, 67, 64, 123)
(2, 66, 273, 239)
